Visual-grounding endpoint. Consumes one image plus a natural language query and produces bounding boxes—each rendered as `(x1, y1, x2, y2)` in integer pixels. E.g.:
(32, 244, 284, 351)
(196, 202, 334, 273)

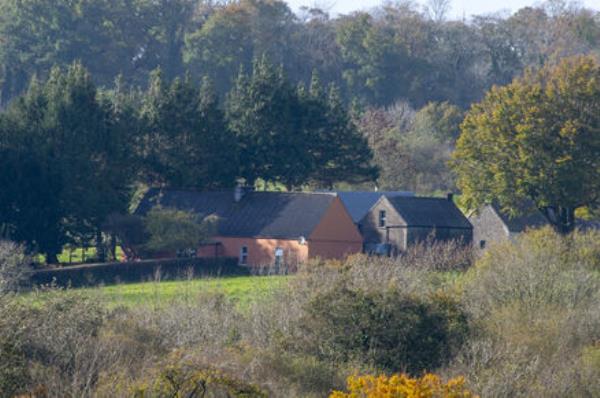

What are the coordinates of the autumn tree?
(358, 101, 458, 193)
(452, 56, 600, 233)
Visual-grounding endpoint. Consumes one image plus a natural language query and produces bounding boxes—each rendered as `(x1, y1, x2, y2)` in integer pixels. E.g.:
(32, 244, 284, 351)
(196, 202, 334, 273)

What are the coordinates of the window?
(274, 247, 284, 267)
(379, 210, 387, 227)
(239, 246, 248, 265)
(479, 240, 486, 249)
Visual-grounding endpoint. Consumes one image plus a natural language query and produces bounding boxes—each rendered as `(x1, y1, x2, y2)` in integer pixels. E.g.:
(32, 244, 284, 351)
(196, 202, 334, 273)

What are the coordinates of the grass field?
(29, 275, 290, 309)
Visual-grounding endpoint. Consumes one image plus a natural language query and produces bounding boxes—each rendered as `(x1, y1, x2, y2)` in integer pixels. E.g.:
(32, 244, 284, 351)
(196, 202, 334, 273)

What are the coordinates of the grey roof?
(490, 202, 549, 233)
(386, 196, 472, 229)
(136, 188, 337, 239)
(336, 191, 413, 223)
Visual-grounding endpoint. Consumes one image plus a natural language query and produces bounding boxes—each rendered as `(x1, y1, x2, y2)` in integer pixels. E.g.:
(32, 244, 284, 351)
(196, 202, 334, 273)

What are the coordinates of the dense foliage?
(3, 229, 600, 396)
(0, 64, 132, 263)
(143, 207, 217, 255)
(453, 56, 600, 232)
(0, 60, 373, 262)
(0, 0, 599, 109)
(298, 285, 467, 373)
(2, 0, 600, 259)
(357, 101, 462, 192)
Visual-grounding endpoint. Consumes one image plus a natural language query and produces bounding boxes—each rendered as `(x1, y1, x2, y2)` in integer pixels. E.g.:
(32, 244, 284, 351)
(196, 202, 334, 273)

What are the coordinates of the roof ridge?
(249, 191, 337, 196)
(388, 195, 450, 201)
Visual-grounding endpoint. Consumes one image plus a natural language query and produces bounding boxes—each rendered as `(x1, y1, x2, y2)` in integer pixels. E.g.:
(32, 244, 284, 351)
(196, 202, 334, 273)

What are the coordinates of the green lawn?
(28, 275, 290, 309)
(37, 245, 127, 265)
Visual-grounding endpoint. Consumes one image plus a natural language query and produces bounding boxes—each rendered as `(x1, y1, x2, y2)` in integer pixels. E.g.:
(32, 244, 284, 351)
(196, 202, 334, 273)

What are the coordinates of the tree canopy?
(0, 60, 378, 262)
(1, 0, 599, 109)
(452, 56, 600, 232)
(0, 63, 131, 262)
(226, 58, 377, 189)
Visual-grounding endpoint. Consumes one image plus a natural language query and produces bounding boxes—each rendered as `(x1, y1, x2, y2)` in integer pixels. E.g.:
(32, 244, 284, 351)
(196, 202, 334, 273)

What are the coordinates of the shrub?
(0, 290, 116, 397)
(330, 373, 477, 398)
(297, 283, 468, 374)
(0, 299, 31, 397)
(454, 227, 600, 396)
(143, 207, 217, 256)
(249, 350, 346, 398)
(0, 240, 32, 293)
(131, 292, 241, 349)
(130, 364, 267, 398)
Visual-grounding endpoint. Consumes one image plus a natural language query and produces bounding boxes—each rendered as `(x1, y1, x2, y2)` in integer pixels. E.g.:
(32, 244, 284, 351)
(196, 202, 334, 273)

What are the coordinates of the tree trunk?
(558, 206, 576, 234)
(46, 251, 59, 265)
(541, 206, 575, 234)
(96, 230, 106, 263)
(110, 233, 117, 261)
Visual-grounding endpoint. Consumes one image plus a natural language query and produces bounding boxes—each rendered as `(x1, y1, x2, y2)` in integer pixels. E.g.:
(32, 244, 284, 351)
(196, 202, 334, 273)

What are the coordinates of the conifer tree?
(0, 63, 131, 262)
(140, 70, 237, 189)
(311, 83, 378, 188)
(226, 56, 311, 189)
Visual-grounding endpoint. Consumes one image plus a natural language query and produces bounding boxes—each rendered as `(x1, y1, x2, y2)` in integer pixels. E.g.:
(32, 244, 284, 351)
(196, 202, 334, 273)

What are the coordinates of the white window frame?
(274, 247, 284, 266)
(239, 246, 248, 265)
(379, 210, 387, 227)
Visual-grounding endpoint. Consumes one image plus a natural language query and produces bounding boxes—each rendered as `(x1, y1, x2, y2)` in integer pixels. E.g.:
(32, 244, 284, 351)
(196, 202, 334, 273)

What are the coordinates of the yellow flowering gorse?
(330, 373, 478, 398)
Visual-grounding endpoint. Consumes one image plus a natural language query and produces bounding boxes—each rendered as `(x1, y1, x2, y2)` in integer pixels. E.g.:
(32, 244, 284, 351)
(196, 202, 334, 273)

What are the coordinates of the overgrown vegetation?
(0, 240, 31, 294)
(3, 228, 599, 396)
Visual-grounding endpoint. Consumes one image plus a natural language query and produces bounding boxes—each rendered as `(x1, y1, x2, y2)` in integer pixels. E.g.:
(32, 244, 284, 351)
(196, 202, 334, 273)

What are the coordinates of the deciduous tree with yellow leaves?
(452, 56, 600, 233)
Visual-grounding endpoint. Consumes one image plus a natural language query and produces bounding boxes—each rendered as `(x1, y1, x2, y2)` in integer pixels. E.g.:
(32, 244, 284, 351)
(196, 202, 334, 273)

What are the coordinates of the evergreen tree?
(227, 62, 377, 190)
(310, 82, 379, 188)
(0, 63, 131, 263)
(226, 56, 311, 189)
(140, 70, 238, 189)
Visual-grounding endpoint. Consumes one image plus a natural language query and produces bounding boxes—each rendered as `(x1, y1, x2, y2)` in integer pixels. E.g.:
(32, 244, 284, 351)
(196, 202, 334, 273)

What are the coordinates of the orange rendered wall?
(308, 196, 363, 260)
(195, 197, 363, 265)
(215, 236, 309, 266)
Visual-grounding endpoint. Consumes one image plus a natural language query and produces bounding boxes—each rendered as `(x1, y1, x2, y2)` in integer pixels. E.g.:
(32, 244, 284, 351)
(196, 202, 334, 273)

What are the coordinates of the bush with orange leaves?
(330, 373, 478, 398)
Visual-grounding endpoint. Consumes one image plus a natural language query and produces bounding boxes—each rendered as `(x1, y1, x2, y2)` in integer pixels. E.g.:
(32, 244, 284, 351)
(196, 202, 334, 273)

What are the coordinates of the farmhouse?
(359, 194, 473, 255)
(335, 191, 414, 224)
(469, 202, 549, 250)
(136, 187, 363, 266)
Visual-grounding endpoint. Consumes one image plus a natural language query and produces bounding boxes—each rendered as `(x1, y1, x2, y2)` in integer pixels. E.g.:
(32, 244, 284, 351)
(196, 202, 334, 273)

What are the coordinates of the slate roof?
(490, 202, 549, 233)
(136, 188, 337, 239)
(336, 191, 414, 223)
(386, 196, 472, 229)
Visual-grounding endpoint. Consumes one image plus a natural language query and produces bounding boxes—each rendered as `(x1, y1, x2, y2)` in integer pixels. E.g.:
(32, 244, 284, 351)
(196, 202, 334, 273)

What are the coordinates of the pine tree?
(0, 63, 131, 263)
(310, 82, 379, 188)
(226, 56, 312, 189)
(140, 70, 238, 189)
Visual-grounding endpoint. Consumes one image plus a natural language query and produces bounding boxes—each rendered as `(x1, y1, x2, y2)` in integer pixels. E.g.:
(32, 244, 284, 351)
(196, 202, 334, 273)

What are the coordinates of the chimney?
(447, 192, 454, 202)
